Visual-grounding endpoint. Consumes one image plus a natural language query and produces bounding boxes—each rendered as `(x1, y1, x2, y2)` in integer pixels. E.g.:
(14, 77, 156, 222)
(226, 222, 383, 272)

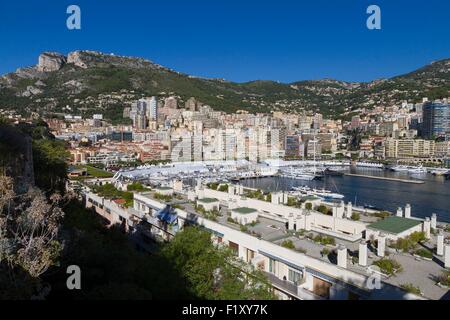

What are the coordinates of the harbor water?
(239, 167, 450, 223)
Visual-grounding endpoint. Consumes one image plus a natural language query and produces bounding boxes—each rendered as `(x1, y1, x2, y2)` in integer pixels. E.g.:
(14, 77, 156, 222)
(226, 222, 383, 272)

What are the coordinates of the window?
(269, 258, 276, 274)
(246, 249, 255, 263)
(229, 241, 239, 255)
(288, 269, 302, 284)
(312, 276, 332, 299)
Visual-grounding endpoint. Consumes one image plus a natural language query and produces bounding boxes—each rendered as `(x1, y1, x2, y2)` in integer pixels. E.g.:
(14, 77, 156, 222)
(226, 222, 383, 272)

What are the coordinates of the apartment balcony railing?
(264, 272, 324, 300)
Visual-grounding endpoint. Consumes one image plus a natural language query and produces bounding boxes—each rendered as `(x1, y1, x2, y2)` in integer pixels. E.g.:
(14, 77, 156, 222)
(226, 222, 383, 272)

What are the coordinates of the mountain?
(0, 50, 449, 122)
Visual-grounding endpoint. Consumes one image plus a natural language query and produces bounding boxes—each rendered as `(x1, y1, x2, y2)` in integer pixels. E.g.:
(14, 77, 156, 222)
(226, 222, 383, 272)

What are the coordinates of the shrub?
(373, 211, 390, 219)
(322, 236, 336, 246)
(313, 235, 335, 246)
(316, 205, 329, 215)
(127, 182, 150, 192)
(227, 217, 236, 224)
(281, 240, 295, 249)
(351, 212, 360, 221)
(218, 184, 229, 192)
(373, 258, 402, 276)
(153, 192, 172, 202)
(409, 231, 426, 244)
(437, 270, 450, 287)
(305, 203, 313, 210)
(207, 183, 219, 190)
(249, 220, 259, 227)
(414, 248, 433, 259)
(240, 225, 248, 232)
(400, 283, 421, 295)
(392, 232, 426, 252)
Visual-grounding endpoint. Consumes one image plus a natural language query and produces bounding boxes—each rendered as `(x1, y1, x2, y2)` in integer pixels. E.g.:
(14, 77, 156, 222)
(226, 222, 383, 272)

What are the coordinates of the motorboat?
(323, 168, 344, 176)
(291, 186, 344, 200)
(391, 164, 427, 174)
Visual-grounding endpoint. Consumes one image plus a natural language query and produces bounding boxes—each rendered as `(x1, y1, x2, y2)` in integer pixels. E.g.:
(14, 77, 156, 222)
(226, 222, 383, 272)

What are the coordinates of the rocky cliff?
(37, 52, 67, 72)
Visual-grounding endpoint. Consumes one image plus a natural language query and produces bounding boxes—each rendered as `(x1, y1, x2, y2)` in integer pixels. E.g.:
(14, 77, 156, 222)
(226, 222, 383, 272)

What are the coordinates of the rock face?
(37, 52, 67, 72)
(67, 51, 89, 69)
(67, 50, 164, 70)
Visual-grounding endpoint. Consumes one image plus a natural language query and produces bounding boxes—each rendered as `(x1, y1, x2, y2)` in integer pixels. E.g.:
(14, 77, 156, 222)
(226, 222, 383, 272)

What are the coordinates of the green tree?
(162, 226, 276, 300)
(33, 139, 70, 194)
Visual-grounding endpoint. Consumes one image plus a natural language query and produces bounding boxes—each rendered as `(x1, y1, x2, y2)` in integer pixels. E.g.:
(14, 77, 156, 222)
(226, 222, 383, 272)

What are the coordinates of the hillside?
(0, 50, 448, 121)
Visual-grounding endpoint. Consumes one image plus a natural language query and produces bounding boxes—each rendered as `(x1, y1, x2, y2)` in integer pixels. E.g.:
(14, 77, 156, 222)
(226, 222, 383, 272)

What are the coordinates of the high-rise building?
(351, 116, 361, 129)
(149, 96, 158, 121)
(164, 96, 178, 109)
(131, 99, 148, 130)
(422, 101, 450, 139)
(185, 97, 198, 111)
(285, 135, 301, 159)
(313, 113, 323, 130)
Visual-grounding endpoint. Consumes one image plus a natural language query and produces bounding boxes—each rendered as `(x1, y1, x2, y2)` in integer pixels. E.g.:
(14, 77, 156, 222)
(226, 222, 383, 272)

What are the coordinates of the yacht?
(390, 165, 409, 172)
(430, 168, 450, 176)
(291, 186, 344, 200)
(323, 168, 344, 176)
(391, 164, 427, 174)
(280, 168, 318, 181)
(310, 188, 345, 200)
(408, 165, 427, 174)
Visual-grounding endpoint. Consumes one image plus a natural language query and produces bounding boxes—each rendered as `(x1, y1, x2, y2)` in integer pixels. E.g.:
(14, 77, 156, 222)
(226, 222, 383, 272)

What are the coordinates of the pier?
(344, 173, 425, 184)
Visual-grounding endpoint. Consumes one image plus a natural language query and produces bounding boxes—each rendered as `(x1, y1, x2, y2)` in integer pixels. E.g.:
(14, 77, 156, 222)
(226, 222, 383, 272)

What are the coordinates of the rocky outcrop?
(37, 52, 67, 72)
(67, 50, 165, 70)
(67, 50, 90, 69)
(16, 86, 43, 97)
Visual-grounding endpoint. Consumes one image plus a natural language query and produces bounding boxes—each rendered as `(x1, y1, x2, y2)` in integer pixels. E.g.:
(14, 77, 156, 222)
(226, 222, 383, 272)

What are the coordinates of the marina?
(344, 173, 426, 184)
(239, 166, 450, 223)
(112, 160, 450, 222)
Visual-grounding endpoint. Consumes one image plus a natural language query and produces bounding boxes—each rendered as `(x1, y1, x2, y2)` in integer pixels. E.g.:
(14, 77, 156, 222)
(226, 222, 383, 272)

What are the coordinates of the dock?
(344, 173, 425, 184)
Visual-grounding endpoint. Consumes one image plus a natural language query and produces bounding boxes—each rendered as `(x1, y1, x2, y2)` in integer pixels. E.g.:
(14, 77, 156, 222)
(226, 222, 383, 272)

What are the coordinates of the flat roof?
(367, 216, 422, 234)
(232, 207, 257, 214)
(156, 186, 172, 190)
(198, 197, 219, 203)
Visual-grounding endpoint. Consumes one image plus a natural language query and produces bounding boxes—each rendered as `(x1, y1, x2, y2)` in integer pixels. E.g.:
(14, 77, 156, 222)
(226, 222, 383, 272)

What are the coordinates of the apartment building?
(78, 180, 450, 301)
(384, 138, 435, 159)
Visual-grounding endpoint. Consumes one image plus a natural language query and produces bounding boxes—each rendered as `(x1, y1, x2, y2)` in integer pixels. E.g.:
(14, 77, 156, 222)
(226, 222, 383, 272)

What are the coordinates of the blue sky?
(0, 0, 448, 83)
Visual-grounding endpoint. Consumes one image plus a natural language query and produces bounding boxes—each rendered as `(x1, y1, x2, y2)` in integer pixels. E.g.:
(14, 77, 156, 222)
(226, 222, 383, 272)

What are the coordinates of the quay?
(344, 173, 425, 184)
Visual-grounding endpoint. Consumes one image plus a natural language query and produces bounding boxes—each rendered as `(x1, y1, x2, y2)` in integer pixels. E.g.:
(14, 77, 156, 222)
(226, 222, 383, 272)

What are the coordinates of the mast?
(313, 133, 316, 175)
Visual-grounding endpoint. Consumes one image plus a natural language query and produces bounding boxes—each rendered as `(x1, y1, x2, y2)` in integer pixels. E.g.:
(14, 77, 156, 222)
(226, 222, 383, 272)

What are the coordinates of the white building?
(231, 207, 258, 225)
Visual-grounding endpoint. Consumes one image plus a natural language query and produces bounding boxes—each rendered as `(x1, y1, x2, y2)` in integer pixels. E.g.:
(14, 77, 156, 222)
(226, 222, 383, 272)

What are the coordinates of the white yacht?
(391, 164, 427, 174)
(280, 168, 317, 180)
(291, 186, 345, 200)
(407, 165, 427, 174)
(311, 188, 345, 200)
(390, 165, 409, 172)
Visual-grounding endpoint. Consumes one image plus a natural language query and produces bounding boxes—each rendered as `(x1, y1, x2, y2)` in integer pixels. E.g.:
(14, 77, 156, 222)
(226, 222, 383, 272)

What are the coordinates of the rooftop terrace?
(134, 190, 450, 300)
(198, 197, 219, 203)
(368, 216, 422, 234)
(232, 207, 257, 214)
